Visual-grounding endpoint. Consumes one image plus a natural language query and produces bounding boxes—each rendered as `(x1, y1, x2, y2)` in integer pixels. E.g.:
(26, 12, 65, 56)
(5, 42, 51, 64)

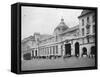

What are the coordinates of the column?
(47, 47, 49, 57)
(53, 46, 55, 56)
(52, 46, 53, 55)
(55, 46, 57, 56)
(21, 53, 23, 61)
(63, 44, 65, 56)
(61, 45, 63, 56)
(38, 48, 40, 57)
(44, 48, 46, 56)
(50, 47, 51, 56)
(48, 47, 50, 56)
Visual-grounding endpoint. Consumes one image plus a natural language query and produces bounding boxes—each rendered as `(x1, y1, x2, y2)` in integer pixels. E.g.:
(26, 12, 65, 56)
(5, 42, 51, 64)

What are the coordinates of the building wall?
(21, 10, 96, 60)
(79, 12, 95, 37)
(80, 43, 95, 57)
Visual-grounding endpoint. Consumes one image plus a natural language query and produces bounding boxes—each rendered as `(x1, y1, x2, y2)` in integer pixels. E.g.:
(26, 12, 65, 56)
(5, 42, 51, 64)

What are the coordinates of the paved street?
(22, 57, 95, 71)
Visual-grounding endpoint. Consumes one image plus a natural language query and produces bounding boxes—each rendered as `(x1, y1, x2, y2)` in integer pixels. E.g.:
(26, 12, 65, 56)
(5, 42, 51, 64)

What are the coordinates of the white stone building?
(21, 10, 95, 60)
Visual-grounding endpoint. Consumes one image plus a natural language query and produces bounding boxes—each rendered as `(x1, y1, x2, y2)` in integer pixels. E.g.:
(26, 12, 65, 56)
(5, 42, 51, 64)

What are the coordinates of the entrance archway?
(90, 46, 95, 57)
(65, 43, 71, 56)
(75, 42, 79, 57)
(82, 47, 87, 56)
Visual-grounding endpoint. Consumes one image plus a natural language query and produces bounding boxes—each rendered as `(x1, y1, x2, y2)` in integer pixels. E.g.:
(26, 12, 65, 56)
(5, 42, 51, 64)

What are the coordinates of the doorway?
(75, 42, 79, 57)
(90, 46, 95, 57)
(82, 47, 87, 56)
(65, 43, 71, 56)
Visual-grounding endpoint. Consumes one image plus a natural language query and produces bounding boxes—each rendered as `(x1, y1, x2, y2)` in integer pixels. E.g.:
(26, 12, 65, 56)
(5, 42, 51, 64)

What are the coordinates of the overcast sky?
(21, 6, 82, 40)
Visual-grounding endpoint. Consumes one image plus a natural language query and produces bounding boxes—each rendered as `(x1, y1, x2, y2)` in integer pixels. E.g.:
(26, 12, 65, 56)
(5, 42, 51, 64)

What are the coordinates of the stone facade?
(21, 10, 95, 60)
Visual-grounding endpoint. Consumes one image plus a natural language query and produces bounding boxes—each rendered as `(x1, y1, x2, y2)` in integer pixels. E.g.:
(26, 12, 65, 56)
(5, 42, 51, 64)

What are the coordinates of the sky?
(21, 6, 82, 40)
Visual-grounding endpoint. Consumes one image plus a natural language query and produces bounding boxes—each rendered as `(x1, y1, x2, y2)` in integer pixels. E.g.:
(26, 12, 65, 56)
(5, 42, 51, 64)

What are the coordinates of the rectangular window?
(92, 15, 95, 22)
(82, 28, 84, 36)
(93, 25, 95, 33)
(87, 29, 89, 34)
(46, 48, 47, 55)
(87, 17, 89, 23)
(53, 46, 55, 55)
(82, 19, 84, 26)
(47, 47, 49, 54)
(87, 37, 90, 43)
(56, 35, 58, 41)
(50, 47, 52, 55)
(56, 45, 58, 54)
(87, 26, 90, 34)
(82, 38, 84, 44)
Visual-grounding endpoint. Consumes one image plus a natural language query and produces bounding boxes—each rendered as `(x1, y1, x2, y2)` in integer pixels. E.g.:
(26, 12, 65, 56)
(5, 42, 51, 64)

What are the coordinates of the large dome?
(54, 18, 69, 35)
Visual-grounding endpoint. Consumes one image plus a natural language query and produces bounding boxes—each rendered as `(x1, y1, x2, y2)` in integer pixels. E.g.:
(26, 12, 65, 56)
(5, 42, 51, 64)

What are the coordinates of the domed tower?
(53, 18, 69, 35)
